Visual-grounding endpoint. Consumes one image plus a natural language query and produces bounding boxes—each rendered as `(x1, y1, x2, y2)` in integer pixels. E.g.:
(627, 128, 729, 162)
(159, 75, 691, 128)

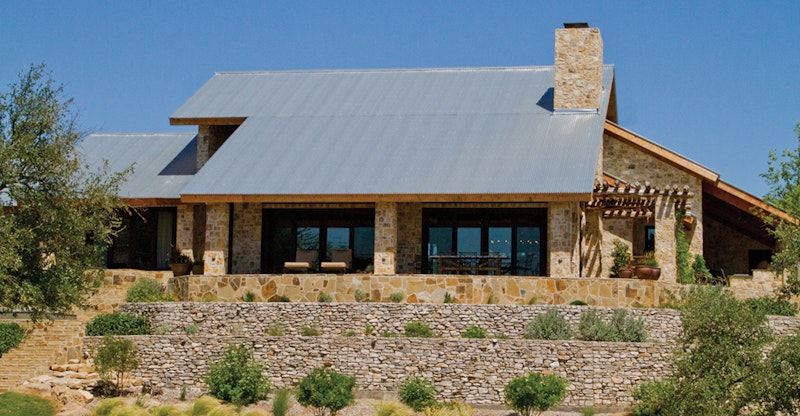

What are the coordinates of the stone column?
(654, 196, 677, 282)
(231, 203, 262, 274)
(554, 26, 604, 110)
(176, 205, 194, 260)
(204, 203, 230, 275)
(549, 202, 581, 277)
(374, 202, 398, 275)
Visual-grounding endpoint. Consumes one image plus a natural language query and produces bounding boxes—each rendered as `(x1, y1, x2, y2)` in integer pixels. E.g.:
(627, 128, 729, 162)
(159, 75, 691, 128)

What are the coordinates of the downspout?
(228, 203, 234, 274)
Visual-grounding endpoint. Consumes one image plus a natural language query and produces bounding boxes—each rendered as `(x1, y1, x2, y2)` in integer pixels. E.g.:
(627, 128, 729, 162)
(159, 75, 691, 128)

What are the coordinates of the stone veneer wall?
(204, 204, 230, 275)
(703, 215, 772, 275)
(374, 202, 397, 275)
(549, 202, 581, 277)
(554, 27, 604, 110)
(396, 203, 422, 274)
(231, 203, 262, 274)
(176, 205, 194, 259)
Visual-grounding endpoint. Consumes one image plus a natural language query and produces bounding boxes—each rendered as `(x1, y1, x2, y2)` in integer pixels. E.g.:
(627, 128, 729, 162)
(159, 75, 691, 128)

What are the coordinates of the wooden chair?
(284, 249, 318, 273)
(321, 249, 352, 273)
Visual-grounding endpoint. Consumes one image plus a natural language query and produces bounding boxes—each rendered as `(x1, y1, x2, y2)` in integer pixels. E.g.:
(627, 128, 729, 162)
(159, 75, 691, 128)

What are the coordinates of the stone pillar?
(654, 196, 677, 282)
(231, 203, 262, 274)
(582, 210, 603, 278)
(600, 218, 634, 278)
(554, 26, 604, 110)
(549, 202, 581, 277)
(197, 125, 239, 169)
(374, 202, 398, 275)
(396, 203, 422, 274)
(204, 203, 230, 276)
(176, 205, 195, 260)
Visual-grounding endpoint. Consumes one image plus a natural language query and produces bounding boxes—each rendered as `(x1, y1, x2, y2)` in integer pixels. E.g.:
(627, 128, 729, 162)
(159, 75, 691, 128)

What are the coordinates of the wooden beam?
(604, 121, 720, 183)
(123, 198, 182, 207)
(704, 181, 795, 223)
(169, 117, 246, 126)
(179, 192, 593, 204)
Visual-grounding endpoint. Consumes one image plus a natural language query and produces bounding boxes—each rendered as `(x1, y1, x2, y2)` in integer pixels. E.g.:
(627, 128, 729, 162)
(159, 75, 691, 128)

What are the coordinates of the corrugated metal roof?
(174, 66, 614, 197)
(78, 133, 197, 199)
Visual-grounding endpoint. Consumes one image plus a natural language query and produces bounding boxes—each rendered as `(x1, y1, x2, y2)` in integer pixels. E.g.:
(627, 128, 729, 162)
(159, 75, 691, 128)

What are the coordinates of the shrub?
(504, 372, 568, 416)
(272, 390, 291, 416)
(301, 323, 321, 336)
(125, 278, 168, 302)
(317, 292, 333, 303)
(398, 376, 437, 411)
(0, 322, 26, 355)
(609, 309, 647, 342)
(92, 335, 140, 396)
(278, 295, 291, 302)
(404, 321, 434, 338)
(365, 324, 375, 336)
(524, 310, 573, 340)
(184, 323, 200, 335)
(486, 293, 499, 304)
(461, 325, 488, 339)
(577, 309, 617, 342)
(86, 312, 151, 336)
(744, 296, 798, 316)
(242, 291, 255, 302)
(631, 379, 677, 416)
(375, 400, 414, 416)
(692, 254, 713, 284)
(202, 343, 271, 407)
(266, 322, 286, 336)
(610, 239, 632, 278)
(389, 292, 404, 303)
(569, 300, 588, 306)
(423, 400, 474, 416)
(296, 367, 356, 416)
(354, 288, 369, 302)
(443, 292, 455, 304)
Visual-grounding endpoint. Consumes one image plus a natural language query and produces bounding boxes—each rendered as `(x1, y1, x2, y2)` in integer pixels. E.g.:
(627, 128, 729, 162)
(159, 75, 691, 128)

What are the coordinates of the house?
(79, 24, 786, 282)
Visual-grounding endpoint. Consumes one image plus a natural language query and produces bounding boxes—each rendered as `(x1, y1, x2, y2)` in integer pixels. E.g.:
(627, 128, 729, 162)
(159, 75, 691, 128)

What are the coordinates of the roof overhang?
(178, 192, 592, 204)
(170, 117, 246, 126)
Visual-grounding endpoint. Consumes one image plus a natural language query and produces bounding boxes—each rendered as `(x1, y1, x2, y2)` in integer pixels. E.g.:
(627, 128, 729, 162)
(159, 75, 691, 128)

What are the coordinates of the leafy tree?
(397, 376, 437, 411)
(504, 372, 568, 416)
(296, 367, 356, 416)
(760, 122, 800, 295)
(0, 64, 128, 319)
(92, 335, 139, 396)
(203, 343, 270, 407)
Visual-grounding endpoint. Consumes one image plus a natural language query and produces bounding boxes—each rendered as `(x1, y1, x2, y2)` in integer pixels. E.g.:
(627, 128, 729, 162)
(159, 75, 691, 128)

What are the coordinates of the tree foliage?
(202, 343, 271, 407)
(504, 372, 568, 416)
(92, 335, 139, 396)
(0, 64, 128, 318)
(296, 367, 356, 416)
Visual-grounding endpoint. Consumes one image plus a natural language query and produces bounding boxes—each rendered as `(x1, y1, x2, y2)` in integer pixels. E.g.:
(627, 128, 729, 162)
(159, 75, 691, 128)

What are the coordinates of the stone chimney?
(554, 23, 604, 111)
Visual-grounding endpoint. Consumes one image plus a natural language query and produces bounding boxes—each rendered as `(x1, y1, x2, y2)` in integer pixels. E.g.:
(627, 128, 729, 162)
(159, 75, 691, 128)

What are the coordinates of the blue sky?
(2, 0, 798, 197)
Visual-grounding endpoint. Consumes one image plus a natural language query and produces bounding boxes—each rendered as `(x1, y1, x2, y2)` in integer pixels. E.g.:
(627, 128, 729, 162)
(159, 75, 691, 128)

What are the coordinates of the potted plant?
(610, 239, 633, 278)
(635, 252, 661, 280)
(191, 259, 204, 275)
(169, 248, 192, 276)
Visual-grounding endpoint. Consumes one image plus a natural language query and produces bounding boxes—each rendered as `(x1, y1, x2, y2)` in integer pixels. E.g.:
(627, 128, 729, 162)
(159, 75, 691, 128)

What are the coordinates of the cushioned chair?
(321, 249, 352, 273)
(284, 249, 318, 273)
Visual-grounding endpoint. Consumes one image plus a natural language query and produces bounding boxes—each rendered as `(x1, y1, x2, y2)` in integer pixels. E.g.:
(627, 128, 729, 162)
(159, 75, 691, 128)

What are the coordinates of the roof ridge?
(213, 66, 564, 75)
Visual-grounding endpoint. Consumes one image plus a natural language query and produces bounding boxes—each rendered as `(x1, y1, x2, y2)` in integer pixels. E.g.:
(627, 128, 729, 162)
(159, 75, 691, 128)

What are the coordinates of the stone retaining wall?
(84, 335, 672, 408)
(121, 302, 684, 343)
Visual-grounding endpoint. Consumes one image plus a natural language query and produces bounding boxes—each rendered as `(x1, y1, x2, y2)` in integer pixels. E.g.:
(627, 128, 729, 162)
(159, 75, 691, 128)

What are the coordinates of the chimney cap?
(563, 22, 590, 29)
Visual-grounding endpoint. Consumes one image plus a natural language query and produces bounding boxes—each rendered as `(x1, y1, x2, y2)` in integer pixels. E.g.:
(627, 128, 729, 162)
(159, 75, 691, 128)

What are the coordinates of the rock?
(55, 387, 93, 407)
(57, 404, 92, 416)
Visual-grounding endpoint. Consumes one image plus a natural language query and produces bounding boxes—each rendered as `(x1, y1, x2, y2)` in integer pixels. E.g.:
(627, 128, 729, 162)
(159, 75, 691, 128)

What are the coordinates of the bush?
(631, 379, 678, 416)
(86, 312, 151, 336)
(404, 321, 434, 338)
(301, 323, 321, 336)
(0, 322, 26, 355)
(744, 296, 798, 316)
(443, 292, 455, 304)
(525, 310, 573, 340)
(354, 289, 369, 302)
(242, 291, 255, 302)
(272, 390, 291, 416)
(184, 323, 200, 335)
(569, 300, 588, 306)
(296, 367, 356, 416)
(266, 322, 286, 336)
(92, 335, 140, 396)
(398, 376, 437, 411)
(461, 325, 488, 339)
(317, 292, 333, 303)
(125, 278, 168, 302)
(423, 400, 474, 416)
(609, 309, 647, 342)
(203, 343, 271, 407)
(504, 372, 568, 416)
(389, 292, 404, 303)
(577, 309, 648, 342)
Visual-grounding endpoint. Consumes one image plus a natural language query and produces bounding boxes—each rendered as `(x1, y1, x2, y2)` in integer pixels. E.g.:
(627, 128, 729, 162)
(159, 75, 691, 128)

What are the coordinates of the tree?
(0, 64, 128, 319)
(92, 335, 139, 396)
(760, 123, 800, 295)
(296, 367, 356, 416)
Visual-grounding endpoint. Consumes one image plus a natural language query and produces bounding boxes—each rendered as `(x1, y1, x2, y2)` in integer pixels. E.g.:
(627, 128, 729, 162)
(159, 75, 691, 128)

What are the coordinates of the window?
(644, 226, 655, 252)
(108, 207, 176, 270)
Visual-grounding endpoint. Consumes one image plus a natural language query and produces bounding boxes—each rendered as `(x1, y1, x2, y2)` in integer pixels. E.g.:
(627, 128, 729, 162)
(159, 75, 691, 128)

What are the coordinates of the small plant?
(580, 406, 598, 416)
(381, 331, 398, 337)
(525, 309, 573, 340)
(86, 312, 151, 336)
(272, 390, 291, 416)
(201, 293, 219, 302)
(443, 292, 455, 304)
(570, 299, 588, 306)
(354, 288, 369, 302)
(389, 292, 404, 303)
(404, 321, 435, 338)
(135, 394, 146, 407)
(92, 335, 140, 396)
(301, 323, 321, 336)
(365, 324, 376, 336)
(183, 323, 200, 335)
(744, 296, 798, 316)
(229, 323, 244, 335)
(375, 399, 415, 416)
(424, 400, 474, 416)
(577, 309, 616, 341)
(344, 331, 356, 337)
(642, 251, 659, 267)
(609, 309, 647, 342)
(242, 291, 256, 302)
(202, 343, 271, 407)
(691, 254, 712, 284)
(461, 325, 488, 339)
(317, 292, 333, 303)
(398, 376, 437, 411)
(486, 293, 499, 304)
(0, 322, 26, 355)
(526, 296, 538, 305)
(179, 384, 187, 401)
(125, 278, 168, 302)
(266, 322, 286, 336)
(296, 367, 356, 416)
(154, 325, 171, 335)
(504, 372, 568, 416)
(610, 239, 633, 278)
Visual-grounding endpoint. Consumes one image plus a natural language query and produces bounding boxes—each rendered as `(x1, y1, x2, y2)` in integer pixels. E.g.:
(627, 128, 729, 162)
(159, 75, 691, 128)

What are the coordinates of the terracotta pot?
(618, 267, 634, 279)
(170, 263, 190, 276)
(191, 264, 204, 275)
(635, 266, 661, 280)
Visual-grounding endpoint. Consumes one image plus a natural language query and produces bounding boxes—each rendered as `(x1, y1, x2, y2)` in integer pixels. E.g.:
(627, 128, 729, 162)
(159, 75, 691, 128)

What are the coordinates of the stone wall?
(549, 202, 581, 278)
(204, 204, 230, 275)
(554, 27, 604, 110)
(374, 202, 398, 275)
(396, 203, 422, 274)
(231, 203, 262, 274)
(704, 215, 772, 275)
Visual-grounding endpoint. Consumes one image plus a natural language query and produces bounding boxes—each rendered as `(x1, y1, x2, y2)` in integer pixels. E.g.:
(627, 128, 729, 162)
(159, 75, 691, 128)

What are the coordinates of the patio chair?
(321, 249, 352, 274)
(284, 249, 318, 273)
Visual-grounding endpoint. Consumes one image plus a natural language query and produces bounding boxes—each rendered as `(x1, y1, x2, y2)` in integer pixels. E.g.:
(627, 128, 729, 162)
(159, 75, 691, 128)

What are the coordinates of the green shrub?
(460, 326, 488, 339)
(189, 395, 223, 415)
(125, 278, 168, 302)
(631, 379, 677, 416)
(486, 293, 499, 304)
(301, 323, 321, 336)
(381, 331, 398, 337)
(354, 288, 369, 302)
(744, 296, 798, 316)
(202, 343, 271, 407)
(278, 295, 291, 302)
(569, 300, 588, 306)
(242, 291, 255, 302)
(0, 391, 55, 416)
(272, 390, 291, 416)
(266, 322, 286, 336)
(404, 321, 434, 338)
(577, 309, 617, 342)
(365, 324, 375, 336)
(86, 312, 151, 336)
(504, 372, 568, 416)
(423, 400, 474, 416)
(525, 310, 573, 340)
(398, 376, 437, 411)
(92, 335, 140, 396)
(609, 309, 647, 342)
(692, 254, 713, 284)
(184, 323, 200, 335)
(0, 322, 26, 355)
(296, 367, 356, 416)
(317, 292, 333, 303)
(443, 292, 455, 304)
(389, 292, 404, 303)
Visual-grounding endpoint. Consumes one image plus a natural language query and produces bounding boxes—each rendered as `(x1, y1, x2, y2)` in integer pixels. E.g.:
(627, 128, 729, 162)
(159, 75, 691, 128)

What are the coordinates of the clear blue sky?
(2, 0, 798, 197)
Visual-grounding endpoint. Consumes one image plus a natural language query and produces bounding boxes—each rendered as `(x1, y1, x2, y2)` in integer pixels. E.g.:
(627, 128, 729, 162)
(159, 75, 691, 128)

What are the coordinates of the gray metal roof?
(78, 133, 197, 199)
(174, 66, 614, 197)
